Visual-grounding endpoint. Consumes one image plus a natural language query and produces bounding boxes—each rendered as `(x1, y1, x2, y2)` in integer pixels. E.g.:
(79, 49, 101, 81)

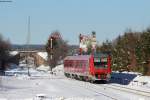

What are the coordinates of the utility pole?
(50, 37, 53, 60)
(27, 16, 30, 46)
(26, 16, 31, 76)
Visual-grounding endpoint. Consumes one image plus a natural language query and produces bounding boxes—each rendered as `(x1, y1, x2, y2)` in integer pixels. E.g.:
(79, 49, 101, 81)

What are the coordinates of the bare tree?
(0, 34, 10, 75)
(45, 31, 68, 71)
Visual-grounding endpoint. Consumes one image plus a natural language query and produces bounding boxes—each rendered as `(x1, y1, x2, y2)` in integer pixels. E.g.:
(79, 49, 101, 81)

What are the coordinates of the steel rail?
(97, 84, 150, 97)
(63, 78, 119, 100)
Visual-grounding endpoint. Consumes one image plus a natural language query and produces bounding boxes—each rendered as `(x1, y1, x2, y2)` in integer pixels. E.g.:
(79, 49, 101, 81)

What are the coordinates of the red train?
(64, 52, 111, 82)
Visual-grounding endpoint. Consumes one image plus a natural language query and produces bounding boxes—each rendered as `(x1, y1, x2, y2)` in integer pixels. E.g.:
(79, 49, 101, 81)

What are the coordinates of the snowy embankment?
(111, 71, 150, 92)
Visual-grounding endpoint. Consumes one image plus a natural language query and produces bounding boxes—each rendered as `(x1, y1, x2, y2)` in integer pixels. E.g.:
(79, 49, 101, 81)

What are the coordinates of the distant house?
(9, 51, 48, 67)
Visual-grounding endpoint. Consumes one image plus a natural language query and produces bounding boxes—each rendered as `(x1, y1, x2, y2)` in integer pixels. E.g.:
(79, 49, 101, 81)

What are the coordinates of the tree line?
(1, 28, 150, 76)
(98, 28, 150, 75)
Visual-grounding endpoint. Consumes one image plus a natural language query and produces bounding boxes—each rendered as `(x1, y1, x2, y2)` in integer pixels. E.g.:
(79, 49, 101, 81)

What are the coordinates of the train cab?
(90, 53, 111, 81)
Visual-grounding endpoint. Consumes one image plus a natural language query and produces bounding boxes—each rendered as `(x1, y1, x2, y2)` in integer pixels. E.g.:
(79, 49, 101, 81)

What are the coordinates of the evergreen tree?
(138, 29, 150, 75)
(112, 32, 139, 71)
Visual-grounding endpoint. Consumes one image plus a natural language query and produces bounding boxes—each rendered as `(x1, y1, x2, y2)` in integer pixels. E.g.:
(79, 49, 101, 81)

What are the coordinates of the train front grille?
(95, 74, 106, 79)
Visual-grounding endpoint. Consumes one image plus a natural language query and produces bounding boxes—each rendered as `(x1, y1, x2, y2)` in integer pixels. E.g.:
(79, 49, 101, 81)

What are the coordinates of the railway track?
(62, 78, 120, 100)
(82, 84, 118, 100)
(97, 83, 150, 97)
(65, 78, 150, 99)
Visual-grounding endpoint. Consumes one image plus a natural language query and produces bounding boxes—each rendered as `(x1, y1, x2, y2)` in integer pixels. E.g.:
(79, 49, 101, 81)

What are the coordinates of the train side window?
(75, 61, 77, 67)
(66, 61, 69, 67)
(80, 62, 82, 68)
(73, 61, 75, 67)
(78, 61, 80, 67)
(77, 61, 79, 68)
(65, 61, 68, 67)
(68, 61, 70, 67)
(70, 61, 72, 67)
(72, 61, 75, 67)
(86, 61, 89, 67)
(84, 61, 86, 67)
(67, 61, 69, 67)
(75, 61, 78, 68)
(83, 61, 85, 67)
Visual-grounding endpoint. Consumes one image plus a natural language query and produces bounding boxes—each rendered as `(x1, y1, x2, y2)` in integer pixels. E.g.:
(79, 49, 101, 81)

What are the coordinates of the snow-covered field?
(0, 64, 150, 100)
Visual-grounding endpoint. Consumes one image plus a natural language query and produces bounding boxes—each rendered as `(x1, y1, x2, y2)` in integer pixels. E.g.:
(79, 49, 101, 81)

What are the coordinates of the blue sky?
(0, 0, 150, 45)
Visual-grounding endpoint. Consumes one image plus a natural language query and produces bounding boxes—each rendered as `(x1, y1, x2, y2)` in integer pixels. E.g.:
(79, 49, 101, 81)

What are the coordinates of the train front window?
(94, 57, 108, 68)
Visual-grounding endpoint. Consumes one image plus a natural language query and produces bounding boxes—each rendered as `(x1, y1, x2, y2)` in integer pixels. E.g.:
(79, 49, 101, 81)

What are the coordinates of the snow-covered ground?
(0, 64, 150, 100)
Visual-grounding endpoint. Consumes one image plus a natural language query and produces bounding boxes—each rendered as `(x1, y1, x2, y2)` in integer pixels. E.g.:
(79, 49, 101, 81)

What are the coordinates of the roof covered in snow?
(10, 51, 19, 56)
(37, 52, 48, 60)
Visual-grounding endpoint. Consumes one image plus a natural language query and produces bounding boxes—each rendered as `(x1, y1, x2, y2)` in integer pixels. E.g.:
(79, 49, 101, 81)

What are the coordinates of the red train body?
(64, 53, 111, 82)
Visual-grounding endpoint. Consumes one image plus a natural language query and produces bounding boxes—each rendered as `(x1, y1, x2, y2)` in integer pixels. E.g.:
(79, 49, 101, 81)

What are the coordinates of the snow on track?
(59, 78, 149, 100)
(102, 84, 150, 97)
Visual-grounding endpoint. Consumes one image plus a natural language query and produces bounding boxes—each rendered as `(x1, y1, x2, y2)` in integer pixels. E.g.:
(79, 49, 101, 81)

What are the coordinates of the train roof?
(64, 55, 91, 61)
(64, 52, 110, 61)
(94, 53, 109, 58)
